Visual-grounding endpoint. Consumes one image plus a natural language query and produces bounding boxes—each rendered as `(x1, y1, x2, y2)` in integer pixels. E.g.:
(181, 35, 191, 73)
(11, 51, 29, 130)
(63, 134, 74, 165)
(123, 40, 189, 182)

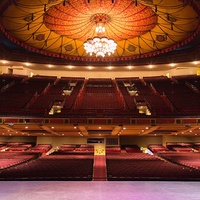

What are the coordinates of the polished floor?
(0, 181, 200, 200)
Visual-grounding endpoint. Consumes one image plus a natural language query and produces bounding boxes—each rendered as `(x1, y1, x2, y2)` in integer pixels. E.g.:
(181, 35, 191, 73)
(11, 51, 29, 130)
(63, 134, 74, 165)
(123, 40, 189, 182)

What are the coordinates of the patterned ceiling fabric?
(0, 0, 199, 63)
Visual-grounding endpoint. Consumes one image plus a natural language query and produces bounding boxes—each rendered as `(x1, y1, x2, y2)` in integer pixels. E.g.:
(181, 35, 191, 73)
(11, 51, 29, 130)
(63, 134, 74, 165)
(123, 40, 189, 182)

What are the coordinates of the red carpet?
(93, 155, 107, 181)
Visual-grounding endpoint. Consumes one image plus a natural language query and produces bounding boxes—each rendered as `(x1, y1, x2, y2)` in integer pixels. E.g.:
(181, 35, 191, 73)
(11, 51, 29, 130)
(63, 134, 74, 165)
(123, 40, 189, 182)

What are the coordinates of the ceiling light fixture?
(84, 13, 117, 57)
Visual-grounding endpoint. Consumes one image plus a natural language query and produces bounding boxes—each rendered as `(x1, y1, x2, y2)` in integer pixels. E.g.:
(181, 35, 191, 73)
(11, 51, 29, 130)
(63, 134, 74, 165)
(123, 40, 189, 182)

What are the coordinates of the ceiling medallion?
(84, 13, 117, 57)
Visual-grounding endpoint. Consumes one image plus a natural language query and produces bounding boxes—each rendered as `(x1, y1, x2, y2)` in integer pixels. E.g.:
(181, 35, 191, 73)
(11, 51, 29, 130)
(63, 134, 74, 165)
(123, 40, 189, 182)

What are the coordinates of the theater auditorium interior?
(0, 0, 200, 199)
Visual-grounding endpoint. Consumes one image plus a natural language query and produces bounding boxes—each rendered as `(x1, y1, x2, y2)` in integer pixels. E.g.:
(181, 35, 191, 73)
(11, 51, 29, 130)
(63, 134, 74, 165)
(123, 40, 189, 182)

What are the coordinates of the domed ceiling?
(0, 0, 200, 65)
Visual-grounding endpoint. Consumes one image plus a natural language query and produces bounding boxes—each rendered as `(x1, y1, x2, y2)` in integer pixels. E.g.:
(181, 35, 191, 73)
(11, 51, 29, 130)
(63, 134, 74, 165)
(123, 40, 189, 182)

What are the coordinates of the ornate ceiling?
(0, 0, 200, 65)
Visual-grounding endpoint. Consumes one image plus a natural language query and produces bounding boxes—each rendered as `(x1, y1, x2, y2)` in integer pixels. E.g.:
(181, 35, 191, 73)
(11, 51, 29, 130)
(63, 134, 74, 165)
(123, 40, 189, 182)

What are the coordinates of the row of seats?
(106, 153, 200, 181)
(0, 74, 200, 117)
(1, 146, 200, 181)
(0, 154, 93, 180)
(158, 152, 200, 170)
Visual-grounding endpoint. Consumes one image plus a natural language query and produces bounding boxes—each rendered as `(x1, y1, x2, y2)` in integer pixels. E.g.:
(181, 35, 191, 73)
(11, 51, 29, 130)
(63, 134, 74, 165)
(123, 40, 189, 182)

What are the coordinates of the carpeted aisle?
(93, 155, 107, 181)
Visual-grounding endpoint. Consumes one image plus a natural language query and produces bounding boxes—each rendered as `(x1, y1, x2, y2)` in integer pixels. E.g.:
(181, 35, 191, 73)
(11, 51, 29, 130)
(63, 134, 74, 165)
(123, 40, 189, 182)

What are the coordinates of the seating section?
(116, 77, 173, 116)
(0, 151, 41, 170)
(121, 145, 142, 153)
(29, 144, 52, 153)
(79, 78, 122, 111)
(0, 74, 27, 91)
(166, 142, 194, 152)
(148, 144, 170, 153)
(0, 142, 34, 151)
(158, 152, 200, 170)
(6, 143, 33, 152)
(144, 75, 200, 115)
(106, 153, 200, 181)
(193, 143, 200, 151)
(52, 144, 94, 155)
(1, 142, 200, 181)
(173, 74, 200, 91)
(106, 146, 121, 154)
(0, 74, 200, 117)
(0, 154, 94, 181)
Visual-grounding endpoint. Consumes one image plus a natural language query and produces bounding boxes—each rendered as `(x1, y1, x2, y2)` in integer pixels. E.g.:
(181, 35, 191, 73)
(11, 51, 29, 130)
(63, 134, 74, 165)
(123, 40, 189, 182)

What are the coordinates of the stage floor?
(0, 181, 200, 200)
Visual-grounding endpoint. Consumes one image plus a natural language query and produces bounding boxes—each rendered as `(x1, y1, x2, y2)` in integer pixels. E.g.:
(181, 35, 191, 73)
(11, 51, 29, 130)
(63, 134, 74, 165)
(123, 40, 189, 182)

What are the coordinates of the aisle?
(93, 155, 107, 181)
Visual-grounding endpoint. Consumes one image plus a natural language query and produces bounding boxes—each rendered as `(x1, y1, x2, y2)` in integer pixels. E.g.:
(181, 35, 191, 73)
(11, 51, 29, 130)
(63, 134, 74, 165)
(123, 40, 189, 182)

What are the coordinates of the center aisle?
(93, 155, 107, 181)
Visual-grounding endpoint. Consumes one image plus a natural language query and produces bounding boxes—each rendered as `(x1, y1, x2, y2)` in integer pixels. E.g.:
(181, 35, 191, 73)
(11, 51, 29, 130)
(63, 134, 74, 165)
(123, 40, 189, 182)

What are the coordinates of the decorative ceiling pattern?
(0, 0, 199, 63)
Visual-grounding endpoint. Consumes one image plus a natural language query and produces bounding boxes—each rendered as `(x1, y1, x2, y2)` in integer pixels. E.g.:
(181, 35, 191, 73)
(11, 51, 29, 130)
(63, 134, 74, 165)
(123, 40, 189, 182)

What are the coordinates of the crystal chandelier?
(84, 14, 117, 57)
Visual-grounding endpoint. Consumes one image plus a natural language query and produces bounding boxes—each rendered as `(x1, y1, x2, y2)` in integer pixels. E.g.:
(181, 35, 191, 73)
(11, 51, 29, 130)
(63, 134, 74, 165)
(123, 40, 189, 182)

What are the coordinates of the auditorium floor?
(0, 181, 200, 200)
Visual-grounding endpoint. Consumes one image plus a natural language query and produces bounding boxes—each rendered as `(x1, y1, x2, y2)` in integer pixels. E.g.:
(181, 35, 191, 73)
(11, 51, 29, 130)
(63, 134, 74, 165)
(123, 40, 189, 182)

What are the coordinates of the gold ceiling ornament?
(84, 13, 117, 57)
(0, 0, 199, 62)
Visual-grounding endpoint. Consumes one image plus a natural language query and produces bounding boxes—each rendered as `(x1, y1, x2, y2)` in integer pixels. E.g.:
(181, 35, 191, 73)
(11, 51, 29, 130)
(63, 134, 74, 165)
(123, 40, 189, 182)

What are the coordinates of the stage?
(0, 181, 200, 200)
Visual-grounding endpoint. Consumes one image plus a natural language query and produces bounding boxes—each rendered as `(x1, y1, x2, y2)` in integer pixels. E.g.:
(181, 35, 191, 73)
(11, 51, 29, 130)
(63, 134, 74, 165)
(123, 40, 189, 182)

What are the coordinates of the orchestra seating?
(52, 144, 94, 155)
(0, 151, 41, 170)
(158, 152, 200, 170)
(29, 144, 52, 153)
(106, 146, 121, 154)
(148, 144, 170, 153)
(0, 154, 94, 181)
(0, 143, 200, 181)
(193, 142, 200, 151)
(106, 153, 200, 181)
(0, 142, 34, 151)
(121, 145, 142, 153)
(166, 142, 194, 152)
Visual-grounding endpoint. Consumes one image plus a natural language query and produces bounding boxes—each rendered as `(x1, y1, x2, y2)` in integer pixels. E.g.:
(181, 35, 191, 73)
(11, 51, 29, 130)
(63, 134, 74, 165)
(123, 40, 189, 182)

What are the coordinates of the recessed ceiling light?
(148, 65, 153, 69)
(68, 65, 73, 69)
(88, 66, 93, 70)
(1, 60, 8, 64)
(169, 63, 176, 67)
(127, 65, 133, 70)
(108, 66, 113, 70)
(24, 62, 31, 66)
(48, 64, 53, 68)
(193, 61, 199, 65)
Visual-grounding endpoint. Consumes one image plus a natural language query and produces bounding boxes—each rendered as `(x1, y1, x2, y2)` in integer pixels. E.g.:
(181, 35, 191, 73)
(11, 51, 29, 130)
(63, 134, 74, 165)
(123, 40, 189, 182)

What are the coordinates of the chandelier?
(84, 14, 117, 57)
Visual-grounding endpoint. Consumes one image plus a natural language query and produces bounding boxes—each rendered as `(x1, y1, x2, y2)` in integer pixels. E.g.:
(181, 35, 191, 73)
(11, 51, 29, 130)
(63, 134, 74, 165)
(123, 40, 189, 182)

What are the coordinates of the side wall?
(0, 65, 198, 79)
(1, 136, 200, 149)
